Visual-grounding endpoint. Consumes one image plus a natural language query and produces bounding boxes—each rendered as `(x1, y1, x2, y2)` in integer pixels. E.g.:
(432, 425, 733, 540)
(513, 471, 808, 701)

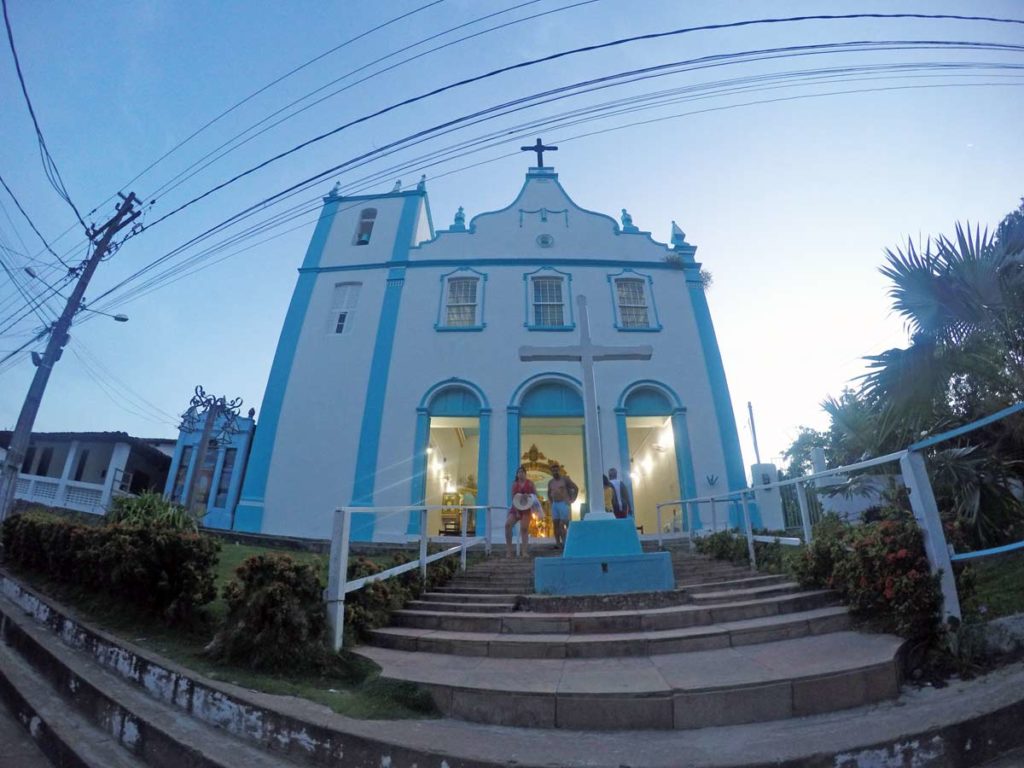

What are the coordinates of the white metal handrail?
(324, 504, 509, 650)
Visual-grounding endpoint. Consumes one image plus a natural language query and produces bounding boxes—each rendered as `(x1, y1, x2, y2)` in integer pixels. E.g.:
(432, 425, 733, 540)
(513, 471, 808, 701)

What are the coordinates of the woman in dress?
(506, 465, 537, 558)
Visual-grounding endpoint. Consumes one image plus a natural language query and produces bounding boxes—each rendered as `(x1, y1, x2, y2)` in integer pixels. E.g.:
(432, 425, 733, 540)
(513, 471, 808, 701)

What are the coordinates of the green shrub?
(209, 553, 329, 671)
(107, 492, 200, 531)
(792, 511, 942, 642)
(2, 512, 219, 623)
(694, 528, 793, 574)
(343, 553, 459, 644)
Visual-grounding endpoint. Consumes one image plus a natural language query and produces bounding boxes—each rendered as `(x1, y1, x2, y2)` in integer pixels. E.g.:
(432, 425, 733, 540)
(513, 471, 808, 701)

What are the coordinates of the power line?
(101, 38, 1022, 307)
(145, 0, 592, 203)
(139, 12, 1024, 232)
(86, 50, 1024, 314)
(2, 0, 88, 233)
(0, 173, 72, 269)
(107, 0, 448, 213)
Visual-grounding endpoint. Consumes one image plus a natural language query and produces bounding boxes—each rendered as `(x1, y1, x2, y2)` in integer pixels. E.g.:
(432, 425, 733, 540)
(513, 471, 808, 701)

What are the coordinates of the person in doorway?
(603, 474, 622, 517)
(506, 466, 536, 558)
(547, 463, 577, 548)
(608, 468, 633, 517)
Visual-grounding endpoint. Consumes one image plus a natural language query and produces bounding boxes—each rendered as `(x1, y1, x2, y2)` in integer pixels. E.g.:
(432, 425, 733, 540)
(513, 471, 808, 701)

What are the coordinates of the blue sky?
(1, 0, 1022, 470)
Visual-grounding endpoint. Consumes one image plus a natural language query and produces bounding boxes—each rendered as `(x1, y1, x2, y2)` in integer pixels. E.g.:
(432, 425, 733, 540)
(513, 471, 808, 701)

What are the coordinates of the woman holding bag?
(506, 465, 537, 558)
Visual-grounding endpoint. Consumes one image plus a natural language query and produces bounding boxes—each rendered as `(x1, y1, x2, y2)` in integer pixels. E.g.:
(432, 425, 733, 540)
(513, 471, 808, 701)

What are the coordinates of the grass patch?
(968, 551, 1024, 620)
(7, 539, 439, 720)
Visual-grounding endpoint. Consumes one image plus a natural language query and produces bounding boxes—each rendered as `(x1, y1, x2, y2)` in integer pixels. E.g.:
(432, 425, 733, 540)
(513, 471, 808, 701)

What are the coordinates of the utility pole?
(0, 193, 141, 524)
(747, 401, 762, 466)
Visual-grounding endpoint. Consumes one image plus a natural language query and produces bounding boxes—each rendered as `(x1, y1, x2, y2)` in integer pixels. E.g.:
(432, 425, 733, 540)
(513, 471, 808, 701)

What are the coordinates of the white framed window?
(329, 281, 361, 335)
(353, 208, 377, 245)
(436, 269, 486, 331)
(523, 267, 574, 331)
(532, 276, 565, 327)
(445, 277, 479, 327)
(614, 277, 651, 329)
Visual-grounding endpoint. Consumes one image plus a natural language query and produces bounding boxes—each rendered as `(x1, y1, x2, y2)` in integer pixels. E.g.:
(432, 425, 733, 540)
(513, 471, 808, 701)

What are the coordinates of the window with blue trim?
(329, 281, 361, 335)
(614, 277, 650, 329)
(444, 277, 480, 327)
(532, 276, 566, 327)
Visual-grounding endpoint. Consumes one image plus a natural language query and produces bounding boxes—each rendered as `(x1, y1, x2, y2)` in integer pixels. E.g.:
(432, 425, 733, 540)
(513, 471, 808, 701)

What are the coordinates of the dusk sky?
(1, 0, 1022, 471)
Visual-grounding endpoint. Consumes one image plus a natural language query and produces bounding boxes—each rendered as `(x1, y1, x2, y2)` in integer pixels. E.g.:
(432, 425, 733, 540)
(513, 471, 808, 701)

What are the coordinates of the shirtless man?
(547, 463, 577, 548)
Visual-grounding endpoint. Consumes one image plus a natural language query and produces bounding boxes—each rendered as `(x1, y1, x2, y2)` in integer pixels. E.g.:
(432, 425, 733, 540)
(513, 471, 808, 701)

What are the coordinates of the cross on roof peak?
(521, 138, 558, 167)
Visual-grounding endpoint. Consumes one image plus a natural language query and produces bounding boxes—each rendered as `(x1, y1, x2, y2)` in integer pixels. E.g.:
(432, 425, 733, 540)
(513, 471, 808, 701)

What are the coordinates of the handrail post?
(460, 505, 468, 572)
(419, 508, 428, 582)
(795, 481, 813, 545)
(686, 502, 694, 551)
(326, 507, 352, 652)
(656, 504, 663, 549)
(485, 506, 493, 557)
(710, 497, 717, 533)
(740, 492, 757, 571)
(899, 450, 962, 621)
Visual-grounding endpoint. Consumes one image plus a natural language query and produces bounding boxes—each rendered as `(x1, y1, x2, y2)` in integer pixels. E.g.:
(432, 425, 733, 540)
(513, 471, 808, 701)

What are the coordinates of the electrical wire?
(145, 0, 597, 203)
(2, 0, 88, 234)
(119, 0, 449, 197)
(86, 55, 1024, 315)
(138, 12, 1024, 233)
(89, 38, 1024, 311)
(0, 173, 72, 269)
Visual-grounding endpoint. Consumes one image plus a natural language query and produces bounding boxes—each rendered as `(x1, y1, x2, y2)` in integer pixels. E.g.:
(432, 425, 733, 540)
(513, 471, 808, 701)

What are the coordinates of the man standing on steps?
(547, 463, 576, 549)
(608, 468, 632, 517)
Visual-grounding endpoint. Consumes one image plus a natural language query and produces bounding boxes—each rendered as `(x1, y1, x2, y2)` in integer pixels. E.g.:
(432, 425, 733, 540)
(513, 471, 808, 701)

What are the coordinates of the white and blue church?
(234, 149, 765, 541)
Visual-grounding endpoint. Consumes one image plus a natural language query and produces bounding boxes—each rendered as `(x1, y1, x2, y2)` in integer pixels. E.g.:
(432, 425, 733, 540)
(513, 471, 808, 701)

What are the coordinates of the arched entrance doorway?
(410, 380, 490, 536)
(508, 375, 588, 526)
(616, 382, 698, 533)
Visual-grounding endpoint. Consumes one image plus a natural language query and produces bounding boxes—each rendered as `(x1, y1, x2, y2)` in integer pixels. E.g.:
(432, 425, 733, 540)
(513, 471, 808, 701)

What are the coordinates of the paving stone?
(449, 688, 556, 727)
(791, 664, 898, 716)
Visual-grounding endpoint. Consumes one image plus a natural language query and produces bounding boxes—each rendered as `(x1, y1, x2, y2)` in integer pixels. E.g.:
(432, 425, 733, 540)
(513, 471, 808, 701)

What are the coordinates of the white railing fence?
(655, 402, 1024, 625)
(324, 504, 510, 651)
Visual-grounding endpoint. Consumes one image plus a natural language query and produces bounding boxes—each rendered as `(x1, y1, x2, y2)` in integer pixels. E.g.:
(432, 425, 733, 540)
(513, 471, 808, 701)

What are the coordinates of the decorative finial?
(328, 181, 342, 198)
(451, 205, 466, 232)
(671, 220, 687, 246)
(621, 208, 638, 233)
(416, 174, 426, 192)
(391, 179, 402, 192)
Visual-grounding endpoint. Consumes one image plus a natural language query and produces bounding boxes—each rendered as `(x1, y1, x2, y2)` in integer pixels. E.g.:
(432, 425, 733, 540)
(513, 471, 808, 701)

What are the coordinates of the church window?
(171, 446, 193, 502)
(445, 277, 479, 327)
(330, 282, 361, 335)
(532, 276, 565, 327)
(353, 208, 377, 245)
(615, 278, 650, 329)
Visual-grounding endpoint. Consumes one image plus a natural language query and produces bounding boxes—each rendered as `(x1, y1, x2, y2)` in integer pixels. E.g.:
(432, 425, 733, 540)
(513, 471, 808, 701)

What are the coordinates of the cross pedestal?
(520, 295, 674, 595)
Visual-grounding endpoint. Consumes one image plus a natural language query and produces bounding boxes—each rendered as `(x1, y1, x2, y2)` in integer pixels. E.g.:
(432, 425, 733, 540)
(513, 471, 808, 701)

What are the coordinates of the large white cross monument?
(519, 295, 652, 521)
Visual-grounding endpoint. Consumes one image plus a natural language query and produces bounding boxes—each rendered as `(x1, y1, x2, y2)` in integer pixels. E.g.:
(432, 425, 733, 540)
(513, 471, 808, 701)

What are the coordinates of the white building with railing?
(0, 431, 170, 516)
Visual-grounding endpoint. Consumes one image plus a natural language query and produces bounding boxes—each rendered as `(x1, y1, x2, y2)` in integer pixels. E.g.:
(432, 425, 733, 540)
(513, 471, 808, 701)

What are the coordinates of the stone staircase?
(357, 546, 905, 730)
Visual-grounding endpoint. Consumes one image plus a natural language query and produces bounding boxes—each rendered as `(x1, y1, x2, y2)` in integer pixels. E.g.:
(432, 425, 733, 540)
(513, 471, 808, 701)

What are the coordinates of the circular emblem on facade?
(536, 234, 554, 248)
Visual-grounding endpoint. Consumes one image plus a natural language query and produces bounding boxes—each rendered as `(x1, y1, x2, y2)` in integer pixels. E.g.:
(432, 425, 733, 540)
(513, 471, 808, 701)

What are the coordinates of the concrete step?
(369, 606, 851, 658)
(0, 641, 142, 767)
(680, 575, 789, 593)
(356, 630, 904, 730)
(405, 600, 516, 614)
(689, 582, 801, 604)
(392, 591, 837, 634)
(432, 585, 528, 595)
(419, 591, 519, 604)
(0, 591, 304, 768)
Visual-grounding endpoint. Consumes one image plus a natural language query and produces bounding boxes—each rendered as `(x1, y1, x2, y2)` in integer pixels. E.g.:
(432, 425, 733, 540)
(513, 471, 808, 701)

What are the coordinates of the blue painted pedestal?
(534, 517, 674, 596)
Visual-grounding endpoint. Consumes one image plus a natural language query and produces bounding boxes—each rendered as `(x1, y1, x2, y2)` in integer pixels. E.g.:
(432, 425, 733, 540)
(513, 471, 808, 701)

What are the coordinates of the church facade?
(235, 159, 755, 541)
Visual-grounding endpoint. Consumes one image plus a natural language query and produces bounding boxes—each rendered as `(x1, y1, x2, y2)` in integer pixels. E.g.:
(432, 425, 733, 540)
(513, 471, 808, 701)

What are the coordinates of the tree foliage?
(783, 199, 1024, 548)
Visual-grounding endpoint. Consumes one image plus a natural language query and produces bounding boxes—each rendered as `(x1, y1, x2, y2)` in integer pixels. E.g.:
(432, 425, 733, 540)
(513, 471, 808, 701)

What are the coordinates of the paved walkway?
(0, 700, 50, 768)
